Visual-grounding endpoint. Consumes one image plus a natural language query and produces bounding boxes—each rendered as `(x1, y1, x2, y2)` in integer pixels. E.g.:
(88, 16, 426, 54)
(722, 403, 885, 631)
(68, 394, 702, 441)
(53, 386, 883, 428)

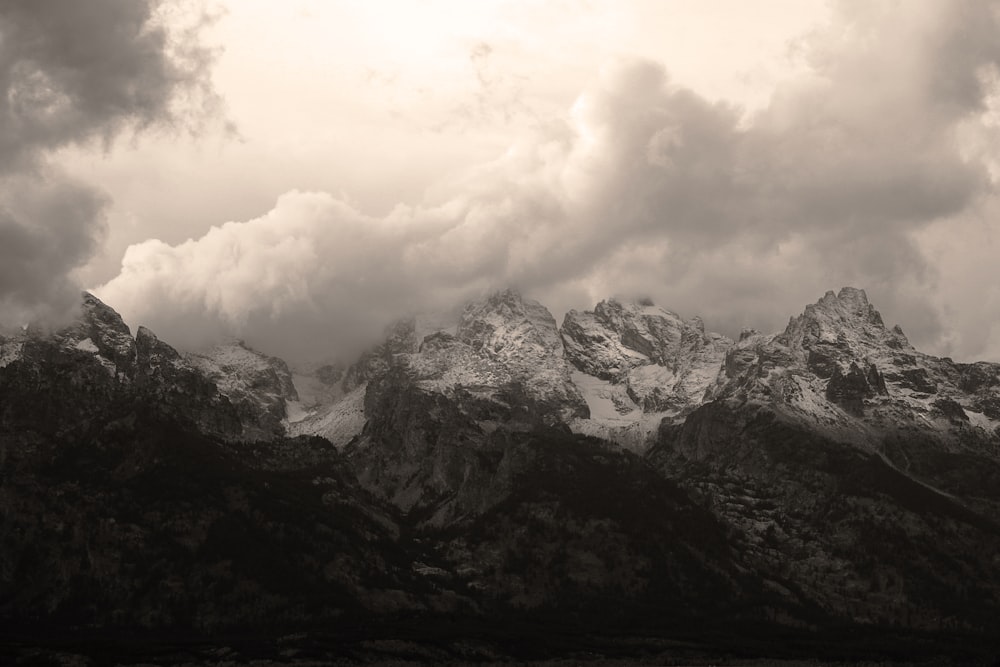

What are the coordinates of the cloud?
(98, 0, 1000, 362)
(0, 173, 108, 322)
(0, 0, 220, 323)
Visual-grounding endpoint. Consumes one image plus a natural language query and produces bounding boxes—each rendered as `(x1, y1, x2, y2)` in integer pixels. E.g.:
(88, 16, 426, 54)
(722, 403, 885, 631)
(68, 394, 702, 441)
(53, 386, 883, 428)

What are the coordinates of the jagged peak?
(579, 297, 722, 347)
(787, 287, 885, 333)
(188, 337, 298, 384)
(809, 287, 881, 322)
(81, 290, 107, 309)
(836, 286, 868, 303)
(824, 286, 869, 305)
(135, 324, 181, 350)
(78, 291, 132, 333)
(458, 288, 562, 356)
(462, 288, 552, 321)
(779, 287, 911, 357)
(54, 293, 138, 378)
(465, 287, 543, 316)
(81, 290, 120, 309)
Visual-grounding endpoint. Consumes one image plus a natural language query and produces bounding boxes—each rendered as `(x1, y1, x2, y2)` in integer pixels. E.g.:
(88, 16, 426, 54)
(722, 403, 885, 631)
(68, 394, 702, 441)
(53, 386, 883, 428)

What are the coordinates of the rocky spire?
(779, 286, 911, 362)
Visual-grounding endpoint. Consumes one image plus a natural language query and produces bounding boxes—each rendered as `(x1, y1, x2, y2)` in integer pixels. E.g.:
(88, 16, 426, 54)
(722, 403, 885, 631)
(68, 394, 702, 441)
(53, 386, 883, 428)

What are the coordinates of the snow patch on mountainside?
(0, 338, 23, 368)
(74, 338, 99, 353)
(568, 370, 667, 452)
(964, 409, 1000, 436)
(286, 384, 367, 449)
(284, 399, 311, 424)
(560, 298, 732, 450)
(570, 370, 640, 420)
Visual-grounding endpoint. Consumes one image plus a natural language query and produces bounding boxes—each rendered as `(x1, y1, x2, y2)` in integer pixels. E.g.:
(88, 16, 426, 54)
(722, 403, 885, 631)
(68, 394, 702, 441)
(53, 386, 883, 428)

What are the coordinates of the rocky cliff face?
(0, 293, 280, 443)
(699, 287, 1000, 461)
(187, 341, 299, 440)
(345, 290, 590, 525)
(560, 298, 732, 451)
(0, 292, 137, 380)
(135, 327, 244, 440)
(649, 287, 1000, 634)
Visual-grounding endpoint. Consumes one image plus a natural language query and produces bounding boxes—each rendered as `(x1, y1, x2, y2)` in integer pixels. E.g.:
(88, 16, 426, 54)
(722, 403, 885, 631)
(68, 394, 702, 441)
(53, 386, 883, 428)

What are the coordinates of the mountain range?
(2, 287, 999, 664)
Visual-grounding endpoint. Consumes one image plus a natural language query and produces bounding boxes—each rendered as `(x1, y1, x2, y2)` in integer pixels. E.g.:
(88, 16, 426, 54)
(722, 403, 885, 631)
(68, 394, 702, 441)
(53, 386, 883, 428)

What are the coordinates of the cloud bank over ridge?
(96, 0, 1000, 361)
(0, 0, 219, 323)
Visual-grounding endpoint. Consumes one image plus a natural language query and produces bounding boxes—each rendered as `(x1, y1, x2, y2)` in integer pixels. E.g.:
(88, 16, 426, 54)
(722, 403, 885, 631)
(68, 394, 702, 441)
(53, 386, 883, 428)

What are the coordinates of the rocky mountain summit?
(650, 287, 1000, 634)
(187, 340, 299, 440)
(562, 298, 731, 411)
(562, 297, 733, 450)
(703, 287, 1000, 458)
(0, 294, 293, 442)
(3, 287, 1000, 663)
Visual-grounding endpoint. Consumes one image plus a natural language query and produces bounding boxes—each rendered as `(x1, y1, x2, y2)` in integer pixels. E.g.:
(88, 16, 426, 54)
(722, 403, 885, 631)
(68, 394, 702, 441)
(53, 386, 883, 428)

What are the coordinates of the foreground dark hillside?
(5, 412, 999, 665)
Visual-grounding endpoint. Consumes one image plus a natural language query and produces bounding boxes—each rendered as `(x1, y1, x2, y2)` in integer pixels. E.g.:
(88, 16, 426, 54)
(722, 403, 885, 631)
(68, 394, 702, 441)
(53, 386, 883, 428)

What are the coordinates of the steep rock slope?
(1, 292, 137, 381)
(649, 288, 1000, 633)
(346, 290, 589, 523)
(454, 290, 587, 422)
(703, 288, 1000, 485)
(284, 318, 426, 449)
(425, 429, 758, 622)
(187, 341, 299, 440)
(0, 293, 270, 443)
(135, 327, 244, 439)
(561, 298, 732, 451)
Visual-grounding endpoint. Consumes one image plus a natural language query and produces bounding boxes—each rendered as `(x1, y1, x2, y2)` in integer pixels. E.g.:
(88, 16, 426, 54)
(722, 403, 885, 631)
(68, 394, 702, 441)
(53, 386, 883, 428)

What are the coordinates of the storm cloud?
(0, 0, 219, 322)
(97, 0, 1000, 361)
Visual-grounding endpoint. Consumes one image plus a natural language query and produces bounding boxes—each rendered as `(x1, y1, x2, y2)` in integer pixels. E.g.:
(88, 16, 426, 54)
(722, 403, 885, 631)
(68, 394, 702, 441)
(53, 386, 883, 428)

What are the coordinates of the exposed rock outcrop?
(560, 298, 732, 451)
(345, 290, 590, 522)
(186, 340, 299, 439)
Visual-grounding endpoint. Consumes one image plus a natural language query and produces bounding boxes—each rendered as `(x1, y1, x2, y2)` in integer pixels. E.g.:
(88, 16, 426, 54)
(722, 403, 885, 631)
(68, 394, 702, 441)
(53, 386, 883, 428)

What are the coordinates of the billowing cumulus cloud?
(0, 0, 219, 322)
(98, 0, 1000, 362)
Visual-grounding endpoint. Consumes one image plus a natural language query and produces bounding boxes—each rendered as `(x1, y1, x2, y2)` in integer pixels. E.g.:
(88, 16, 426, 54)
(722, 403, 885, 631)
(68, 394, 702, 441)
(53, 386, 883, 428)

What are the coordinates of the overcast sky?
(2, 0, 999, 362)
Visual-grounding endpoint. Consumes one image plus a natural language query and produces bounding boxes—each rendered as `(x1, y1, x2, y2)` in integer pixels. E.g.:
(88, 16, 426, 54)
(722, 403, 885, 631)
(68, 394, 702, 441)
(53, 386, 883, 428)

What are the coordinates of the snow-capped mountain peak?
(778, 287, 911, 366)
(457, 288, 565, 361)
(560, 296, 732, 451)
